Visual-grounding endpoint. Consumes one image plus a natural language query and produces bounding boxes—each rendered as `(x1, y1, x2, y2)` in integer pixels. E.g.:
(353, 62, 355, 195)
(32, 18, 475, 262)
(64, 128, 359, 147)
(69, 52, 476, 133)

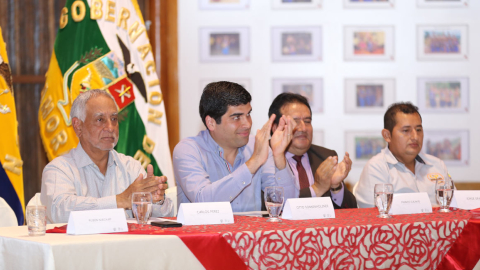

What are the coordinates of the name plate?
(67, 209, 128, 235)
(282, 197, 335, 220)
(389, 193, 432, 215)
(451, 190, 480, 210)
(177, 202, 234, 226)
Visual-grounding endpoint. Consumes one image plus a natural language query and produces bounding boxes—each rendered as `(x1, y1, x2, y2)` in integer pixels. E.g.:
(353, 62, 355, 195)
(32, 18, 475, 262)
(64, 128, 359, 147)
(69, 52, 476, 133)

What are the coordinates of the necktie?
(293, 155, 310, 190)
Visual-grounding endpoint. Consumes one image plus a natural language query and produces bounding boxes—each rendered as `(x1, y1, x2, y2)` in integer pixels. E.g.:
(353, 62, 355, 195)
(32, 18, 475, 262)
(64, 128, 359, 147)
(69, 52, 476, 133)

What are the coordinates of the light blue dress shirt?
(173, 130, 297, 212)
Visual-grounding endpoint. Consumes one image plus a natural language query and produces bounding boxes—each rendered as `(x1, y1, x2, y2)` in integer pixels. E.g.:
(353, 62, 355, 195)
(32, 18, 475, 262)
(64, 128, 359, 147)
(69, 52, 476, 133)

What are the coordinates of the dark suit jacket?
(297, 144, 358, 209)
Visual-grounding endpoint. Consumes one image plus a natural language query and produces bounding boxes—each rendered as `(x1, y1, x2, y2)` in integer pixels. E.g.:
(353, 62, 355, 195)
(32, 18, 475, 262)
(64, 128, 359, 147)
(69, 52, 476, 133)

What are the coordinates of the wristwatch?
(330, 182, 343, 192)
(155, 194, 166, 205)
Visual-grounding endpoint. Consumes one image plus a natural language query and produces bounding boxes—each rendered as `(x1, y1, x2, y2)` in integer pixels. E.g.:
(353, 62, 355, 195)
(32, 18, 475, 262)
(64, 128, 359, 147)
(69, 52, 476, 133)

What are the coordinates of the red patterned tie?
(293, 155, 310, 190)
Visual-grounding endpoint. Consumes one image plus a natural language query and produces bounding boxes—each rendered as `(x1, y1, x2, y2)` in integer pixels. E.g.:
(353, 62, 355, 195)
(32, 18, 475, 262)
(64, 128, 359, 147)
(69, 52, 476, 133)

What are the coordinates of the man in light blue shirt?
(173, 81, 297, 212)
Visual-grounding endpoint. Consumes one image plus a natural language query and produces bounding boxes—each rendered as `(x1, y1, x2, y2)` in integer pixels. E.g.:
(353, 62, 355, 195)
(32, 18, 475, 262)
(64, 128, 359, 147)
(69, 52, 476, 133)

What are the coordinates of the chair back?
(165, 186, 178, 217)
(0, 197, 18, 227)
(27, 193, 43, 207)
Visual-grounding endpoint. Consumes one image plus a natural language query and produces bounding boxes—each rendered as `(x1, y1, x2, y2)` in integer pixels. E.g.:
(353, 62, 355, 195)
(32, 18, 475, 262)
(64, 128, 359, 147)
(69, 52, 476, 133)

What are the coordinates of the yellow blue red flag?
(0, 26, 25, 225)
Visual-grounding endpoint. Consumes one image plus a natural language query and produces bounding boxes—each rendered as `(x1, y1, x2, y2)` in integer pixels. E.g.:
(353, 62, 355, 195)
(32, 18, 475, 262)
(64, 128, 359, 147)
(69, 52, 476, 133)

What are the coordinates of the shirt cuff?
(310, 186, 317, 197)
(331, 184, 345, 207)
(275, 165, 295, 187)
(99, 195, 118, 210)
(235, 164, 254, 189)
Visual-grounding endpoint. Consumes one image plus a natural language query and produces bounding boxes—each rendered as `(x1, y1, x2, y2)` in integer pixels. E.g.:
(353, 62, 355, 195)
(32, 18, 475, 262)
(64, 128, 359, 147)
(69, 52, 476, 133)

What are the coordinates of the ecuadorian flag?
(0, 26, 25, 225)
(38, 0, 174, 186)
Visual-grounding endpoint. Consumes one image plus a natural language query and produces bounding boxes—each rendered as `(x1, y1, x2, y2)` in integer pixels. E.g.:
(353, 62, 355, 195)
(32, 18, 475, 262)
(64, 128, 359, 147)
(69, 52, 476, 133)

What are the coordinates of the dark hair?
(268, 93, 312, 134)
(384, 102, 422, 133)
(199, 81, 251, 127)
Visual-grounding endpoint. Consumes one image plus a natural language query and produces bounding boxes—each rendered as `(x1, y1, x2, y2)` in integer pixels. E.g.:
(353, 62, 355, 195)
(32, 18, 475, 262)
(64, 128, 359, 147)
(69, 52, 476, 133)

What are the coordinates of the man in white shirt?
(355, 102, 449, 208)
(41, 90, 172, 223)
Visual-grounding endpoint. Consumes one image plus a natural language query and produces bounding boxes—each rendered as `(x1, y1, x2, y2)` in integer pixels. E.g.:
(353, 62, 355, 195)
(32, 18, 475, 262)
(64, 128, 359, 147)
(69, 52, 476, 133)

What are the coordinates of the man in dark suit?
(268, 93, 357, 209)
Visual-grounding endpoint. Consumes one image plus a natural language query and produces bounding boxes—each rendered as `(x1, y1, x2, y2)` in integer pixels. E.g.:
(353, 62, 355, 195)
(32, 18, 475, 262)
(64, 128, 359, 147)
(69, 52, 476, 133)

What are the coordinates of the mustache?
(293, 131, 308, 137)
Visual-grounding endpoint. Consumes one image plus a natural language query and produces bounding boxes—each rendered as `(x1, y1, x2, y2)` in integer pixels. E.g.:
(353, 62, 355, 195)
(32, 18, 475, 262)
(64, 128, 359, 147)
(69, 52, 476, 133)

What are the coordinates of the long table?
(1, 208, 479, 270)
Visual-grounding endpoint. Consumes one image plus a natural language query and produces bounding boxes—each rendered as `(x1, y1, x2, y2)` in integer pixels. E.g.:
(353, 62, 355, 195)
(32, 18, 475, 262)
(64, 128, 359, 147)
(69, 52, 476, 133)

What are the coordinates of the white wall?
(178, 0, 480, 185)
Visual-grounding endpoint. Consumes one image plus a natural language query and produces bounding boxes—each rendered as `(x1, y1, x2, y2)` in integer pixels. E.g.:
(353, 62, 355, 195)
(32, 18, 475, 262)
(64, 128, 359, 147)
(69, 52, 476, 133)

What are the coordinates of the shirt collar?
(286, 151, 307, 162)
(73, 143, 117, 168)
(201, 129, 247, 158)
(384, 145, 430, 166)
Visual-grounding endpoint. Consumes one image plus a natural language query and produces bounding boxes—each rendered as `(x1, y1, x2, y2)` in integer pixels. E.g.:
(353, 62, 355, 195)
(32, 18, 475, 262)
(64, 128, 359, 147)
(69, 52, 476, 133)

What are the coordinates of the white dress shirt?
(41, 143, 173, 223)
(355, 146, 449, 208)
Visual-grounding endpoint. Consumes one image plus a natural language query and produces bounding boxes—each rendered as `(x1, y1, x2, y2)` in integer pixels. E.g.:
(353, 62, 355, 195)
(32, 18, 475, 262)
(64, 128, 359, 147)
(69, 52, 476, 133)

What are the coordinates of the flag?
(38, 0, 174, 186)
(0, 26, 25, 225)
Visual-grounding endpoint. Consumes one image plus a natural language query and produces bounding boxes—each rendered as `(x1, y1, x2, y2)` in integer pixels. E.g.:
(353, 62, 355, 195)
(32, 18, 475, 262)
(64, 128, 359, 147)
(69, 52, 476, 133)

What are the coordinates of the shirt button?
(229, 196, 233, 199)
(242, 181, 245, 185)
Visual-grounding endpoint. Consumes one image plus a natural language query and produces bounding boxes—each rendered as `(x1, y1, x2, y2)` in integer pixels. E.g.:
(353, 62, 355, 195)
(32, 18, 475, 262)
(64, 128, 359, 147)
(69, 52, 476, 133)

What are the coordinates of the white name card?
(177, 202, 234, 226)
(451, 190, 480, 210)
(67, 209, 128, 235)
(389, 193, 432, 215)
(282, 197, 335, 220)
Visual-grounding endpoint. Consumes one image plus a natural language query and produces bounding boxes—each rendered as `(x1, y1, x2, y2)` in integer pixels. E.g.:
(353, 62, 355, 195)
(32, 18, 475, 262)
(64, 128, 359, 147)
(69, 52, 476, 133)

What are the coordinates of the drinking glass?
(132, 192, 153, 226)
(436, 175, 455, 213)
(264, 186, 284, 223)
(26, 205, 47, 236)
(374, 184, 393, 218)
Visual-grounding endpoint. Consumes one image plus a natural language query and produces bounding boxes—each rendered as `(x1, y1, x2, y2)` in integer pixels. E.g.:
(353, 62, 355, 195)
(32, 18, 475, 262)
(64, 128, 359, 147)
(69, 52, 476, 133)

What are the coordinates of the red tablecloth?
(48, 208, 478, 269)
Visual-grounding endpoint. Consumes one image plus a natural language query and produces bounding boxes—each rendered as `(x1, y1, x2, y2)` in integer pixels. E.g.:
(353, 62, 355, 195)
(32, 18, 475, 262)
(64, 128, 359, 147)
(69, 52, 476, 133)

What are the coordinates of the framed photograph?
(312, 130, 324, 147)
(272, 0, 322, 9)
(199, 27, 250, 62)
(345, 78, 395, 113)
(272, 26, 322, 62)
(344, 26, 394, 61)
(200, 78, 251, 95)
(344, 0, 394, 9)
(199, 0, 250, 10)
(417, 77, 469, 113)
(417, 0, 468, 8)
(417, 25, 468, 61)
(345, 131, 386, 165)
(272, 78, 323, 113)
(423, 130, 469, 166)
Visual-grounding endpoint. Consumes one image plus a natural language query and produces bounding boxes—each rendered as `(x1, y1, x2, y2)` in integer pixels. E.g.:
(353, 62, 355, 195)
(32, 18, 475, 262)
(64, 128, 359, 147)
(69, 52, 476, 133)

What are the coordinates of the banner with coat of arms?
(38, 0, 174, 186)
(0, 26, 24, 225)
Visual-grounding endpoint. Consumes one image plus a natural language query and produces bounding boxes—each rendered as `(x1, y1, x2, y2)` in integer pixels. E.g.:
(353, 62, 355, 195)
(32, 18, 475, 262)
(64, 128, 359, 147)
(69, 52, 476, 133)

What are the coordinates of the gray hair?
(70, 89, 117, 121)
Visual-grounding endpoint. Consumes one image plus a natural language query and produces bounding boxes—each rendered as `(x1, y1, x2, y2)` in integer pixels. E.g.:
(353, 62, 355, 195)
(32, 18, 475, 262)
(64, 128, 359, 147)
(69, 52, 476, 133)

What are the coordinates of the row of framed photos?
(199, 0, 469, 10)
(201, 77, 469, 114)
(313, 129, 470, 167)
(200, 25, 468, 62)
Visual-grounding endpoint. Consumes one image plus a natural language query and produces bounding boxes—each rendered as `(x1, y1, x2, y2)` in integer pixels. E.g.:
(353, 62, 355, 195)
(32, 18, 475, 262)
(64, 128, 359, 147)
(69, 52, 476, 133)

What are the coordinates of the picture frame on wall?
(344, 78, 395, 114)
(200, 78, 251, 95)
(312, 130, 324, 147)
(272, 26, 322, 62)
(417, 25, 468, 61)
(345, 131, 386, 166)
(272, 78, 323, 113)
(417, 0, 468, 8)
(344, 0, 394, 9)
(417, 77, 469, 113)
(272, 0, 322, 9)
(199, 0, 250, 10)
(423, 130, 469, 166)
(199, 27, 250, 63)
(344, 26, 394, 61)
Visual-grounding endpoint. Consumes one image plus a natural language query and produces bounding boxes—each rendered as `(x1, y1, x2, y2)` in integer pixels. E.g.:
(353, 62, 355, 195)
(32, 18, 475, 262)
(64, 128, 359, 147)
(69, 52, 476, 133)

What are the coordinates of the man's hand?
(245, 114, 276, 174)
(270, 115, 296, 170)
(330, 152, 352, 192)
(311, 156, 338, 196)
(116, 164, 167, 209)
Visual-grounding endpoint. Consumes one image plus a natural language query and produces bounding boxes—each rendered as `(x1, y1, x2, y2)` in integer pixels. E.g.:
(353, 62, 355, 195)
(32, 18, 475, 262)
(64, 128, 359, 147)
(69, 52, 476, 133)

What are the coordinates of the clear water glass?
(374, 184, 393, 218)
(132, 192, 153, 226)
(436, 175, 455, 213)
(264, 186, 284, 223)
(26, 205, 47, 236)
